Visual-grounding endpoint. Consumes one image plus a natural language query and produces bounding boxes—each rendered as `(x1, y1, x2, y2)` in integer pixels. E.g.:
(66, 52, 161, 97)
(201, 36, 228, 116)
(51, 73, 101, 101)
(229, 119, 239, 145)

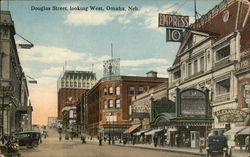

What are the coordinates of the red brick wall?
(57, 88, 87, 118)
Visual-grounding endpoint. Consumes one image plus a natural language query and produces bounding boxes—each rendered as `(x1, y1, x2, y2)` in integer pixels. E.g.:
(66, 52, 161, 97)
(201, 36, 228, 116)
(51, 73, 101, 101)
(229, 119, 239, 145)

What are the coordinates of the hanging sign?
(159, 14, 189, 28)
(166, 28, 183, 42)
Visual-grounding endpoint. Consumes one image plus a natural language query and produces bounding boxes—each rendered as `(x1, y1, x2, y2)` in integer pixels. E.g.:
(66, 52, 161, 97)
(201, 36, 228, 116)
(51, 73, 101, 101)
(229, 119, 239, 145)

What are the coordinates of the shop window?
(116, 99, 120, 108)
(104, 88, 107, 95)
(116, 86, 120, 95)
(138, 86, 144, 94)
(109, 100, 113, 108)
(216, 78, 230, 95)
(173, 69, 181, 80)
(216, 45, 230, 61)
(129, 87, 135, 96)
(109, 87, 113, 95)
(200, 56, 204, 72)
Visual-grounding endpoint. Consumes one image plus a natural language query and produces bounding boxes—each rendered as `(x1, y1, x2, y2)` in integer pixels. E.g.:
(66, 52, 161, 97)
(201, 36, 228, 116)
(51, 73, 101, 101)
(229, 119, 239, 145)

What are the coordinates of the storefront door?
(190, 131, 200, 148)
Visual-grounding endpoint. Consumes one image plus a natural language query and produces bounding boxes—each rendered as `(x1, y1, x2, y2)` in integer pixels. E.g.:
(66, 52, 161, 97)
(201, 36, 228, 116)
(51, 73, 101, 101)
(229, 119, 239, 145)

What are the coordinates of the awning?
(123, 124, 140, 134)
(224, 126, 246, 135)
(238, 126, 250, 135)
(144, 129, 163, 135)
(133, 130, 149, 136)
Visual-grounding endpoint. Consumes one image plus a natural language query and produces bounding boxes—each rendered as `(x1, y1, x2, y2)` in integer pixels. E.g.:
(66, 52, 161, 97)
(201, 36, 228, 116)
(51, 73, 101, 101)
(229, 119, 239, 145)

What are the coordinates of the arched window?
(116, 86, 120, 95)
(104, 101, 108, 109)
(109, 100, 113, 108)
(116, 99, 120, 108)
(104, 88, 107, 95)
(109, 87, 113, 95)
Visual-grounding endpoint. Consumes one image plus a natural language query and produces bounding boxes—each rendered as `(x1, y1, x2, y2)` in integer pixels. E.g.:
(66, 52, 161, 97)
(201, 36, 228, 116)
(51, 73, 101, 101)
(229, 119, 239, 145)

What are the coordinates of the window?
(200, 56, 204, 72)
(104, 101, 108, 109)
(216, 78, 230, 95)
(109, 87, 113, 95)
(188, 63, 192, 77)
(216, 46, 230, 61)
(129, 87, 135, 96)
(138, 87, 144, 94)
(66, 82, 69, 87)
(74, 82, 77, 87)
(109, 100, 113, 108)
(241, 85, 250, 108)
(78, 82, 82, 87)
(173, 70, 181, 80)
(104, 88, 107, 95)
(194, 60, 198, 74)
(116, 86, 120, 95)
(70, 82, 73, 87)
(116, 99, 120, 108)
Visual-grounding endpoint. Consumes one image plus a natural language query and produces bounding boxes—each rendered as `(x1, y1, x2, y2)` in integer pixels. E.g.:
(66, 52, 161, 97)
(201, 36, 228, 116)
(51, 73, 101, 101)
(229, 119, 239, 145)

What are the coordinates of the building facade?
(130, 82, 168, 130)
(0, 11, 32, 135)
(57, 70, 96, 131)
(167, 0, 250, 140)
(86, 72, 168, 138)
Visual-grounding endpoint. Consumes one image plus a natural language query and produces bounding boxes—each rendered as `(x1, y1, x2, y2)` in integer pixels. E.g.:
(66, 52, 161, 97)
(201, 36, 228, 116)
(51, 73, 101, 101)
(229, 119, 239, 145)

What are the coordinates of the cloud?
(65, 11, 114, 26)
(63, 3, 182, 31)
(18, 45, 87, 64)
(121, 58, 169, 67)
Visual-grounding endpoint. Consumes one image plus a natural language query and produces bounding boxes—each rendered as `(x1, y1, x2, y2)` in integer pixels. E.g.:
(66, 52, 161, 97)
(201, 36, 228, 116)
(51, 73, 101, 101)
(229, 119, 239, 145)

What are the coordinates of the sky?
(1, 0, 222, 125)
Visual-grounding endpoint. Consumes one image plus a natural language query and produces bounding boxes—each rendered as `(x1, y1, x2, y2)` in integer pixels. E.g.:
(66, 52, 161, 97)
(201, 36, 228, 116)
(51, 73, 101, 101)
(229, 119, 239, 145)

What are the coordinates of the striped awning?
(144, 129, 163, 135)
(133, 130, 150, 136)
(123, 124, 141, 134)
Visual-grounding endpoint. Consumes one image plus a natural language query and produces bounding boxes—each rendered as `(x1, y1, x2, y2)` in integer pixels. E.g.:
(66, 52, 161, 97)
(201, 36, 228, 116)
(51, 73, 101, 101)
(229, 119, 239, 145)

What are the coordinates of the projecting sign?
(180, 89, 206, 116)
(166, 28, 183, 42)
(159, 14, 189, 28)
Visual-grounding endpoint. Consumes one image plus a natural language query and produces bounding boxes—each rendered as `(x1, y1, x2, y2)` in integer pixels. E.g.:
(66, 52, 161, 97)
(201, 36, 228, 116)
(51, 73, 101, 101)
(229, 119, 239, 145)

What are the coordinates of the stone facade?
(168, 0, 250, 132)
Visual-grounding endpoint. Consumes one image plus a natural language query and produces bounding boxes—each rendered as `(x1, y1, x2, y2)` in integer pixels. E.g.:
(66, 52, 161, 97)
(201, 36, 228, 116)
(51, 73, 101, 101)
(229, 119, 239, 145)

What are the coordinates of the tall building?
(57, 70, 97, 130)
(0, 11, 32, 134)
(167, 0, 250, 147)
(85, 71, 168, 137)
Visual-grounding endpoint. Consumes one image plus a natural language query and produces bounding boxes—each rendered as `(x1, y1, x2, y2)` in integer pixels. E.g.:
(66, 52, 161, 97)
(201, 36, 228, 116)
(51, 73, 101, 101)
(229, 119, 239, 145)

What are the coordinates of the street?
(19, 129, 199, 157)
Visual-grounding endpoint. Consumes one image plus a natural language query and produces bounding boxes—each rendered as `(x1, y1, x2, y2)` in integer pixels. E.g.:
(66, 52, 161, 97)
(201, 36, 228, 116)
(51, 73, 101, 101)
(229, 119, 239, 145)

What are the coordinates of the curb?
(113, 144, 205, 156)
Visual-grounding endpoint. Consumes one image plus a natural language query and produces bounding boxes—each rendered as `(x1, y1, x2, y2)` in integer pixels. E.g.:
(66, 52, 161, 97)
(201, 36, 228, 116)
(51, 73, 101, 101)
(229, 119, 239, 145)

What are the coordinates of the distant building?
(85, 71, 168, 137)
(47, 117, 57, 128)
(57, 70, 97, 130)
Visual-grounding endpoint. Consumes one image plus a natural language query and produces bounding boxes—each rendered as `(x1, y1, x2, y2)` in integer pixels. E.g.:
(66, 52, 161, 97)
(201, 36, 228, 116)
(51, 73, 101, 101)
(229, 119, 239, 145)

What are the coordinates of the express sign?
(159, 14, 189, 28)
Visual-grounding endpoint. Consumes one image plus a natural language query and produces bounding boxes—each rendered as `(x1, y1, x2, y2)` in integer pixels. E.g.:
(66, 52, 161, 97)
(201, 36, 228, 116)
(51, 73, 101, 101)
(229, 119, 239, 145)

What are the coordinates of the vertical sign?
(166, 28, 183, 42)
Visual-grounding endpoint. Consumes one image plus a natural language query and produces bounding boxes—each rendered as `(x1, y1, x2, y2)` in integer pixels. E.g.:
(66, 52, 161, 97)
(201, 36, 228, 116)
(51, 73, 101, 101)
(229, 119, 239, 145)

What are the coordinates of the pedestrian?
(153, 135, 158, 147)
(81, 135, 86, 144)
(99, 136, 102, 146)
(245, 135, 250, 152)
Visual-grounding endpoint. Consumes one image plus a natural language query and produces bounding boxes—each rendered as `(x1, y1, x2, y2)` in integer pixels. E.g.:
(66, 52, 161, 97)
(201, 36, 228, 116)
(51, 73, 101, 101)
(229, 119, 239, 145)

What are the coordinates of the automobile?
(206, 135, 232, 157)
(14, 131, 42, 148)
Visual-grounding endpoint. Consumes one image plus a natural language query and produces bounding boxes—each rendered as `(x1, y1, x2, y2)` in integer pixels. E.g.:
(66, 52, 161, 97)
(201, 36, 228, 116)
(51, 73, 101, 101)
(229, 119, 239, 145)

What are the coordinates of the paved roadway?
(19, 129, 199, 157)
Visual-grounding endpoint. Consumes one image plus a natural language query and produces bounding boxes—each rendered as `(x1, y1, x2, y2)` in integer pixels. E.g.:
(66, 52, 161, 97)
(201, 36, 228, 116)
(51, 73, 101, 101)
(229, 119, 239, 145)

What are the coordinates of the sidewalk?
(85, 138, 249, 157)
(113, 142, 250, 157)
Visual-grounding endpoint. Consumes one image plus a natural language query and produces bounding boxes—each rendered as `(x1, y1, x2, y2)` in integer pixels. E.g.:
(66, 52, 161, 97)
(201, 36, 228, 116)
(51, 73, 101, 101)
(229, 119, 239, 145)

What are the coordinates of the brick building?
(85, 71, 168, 138)
(57, 71, 96, 130)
